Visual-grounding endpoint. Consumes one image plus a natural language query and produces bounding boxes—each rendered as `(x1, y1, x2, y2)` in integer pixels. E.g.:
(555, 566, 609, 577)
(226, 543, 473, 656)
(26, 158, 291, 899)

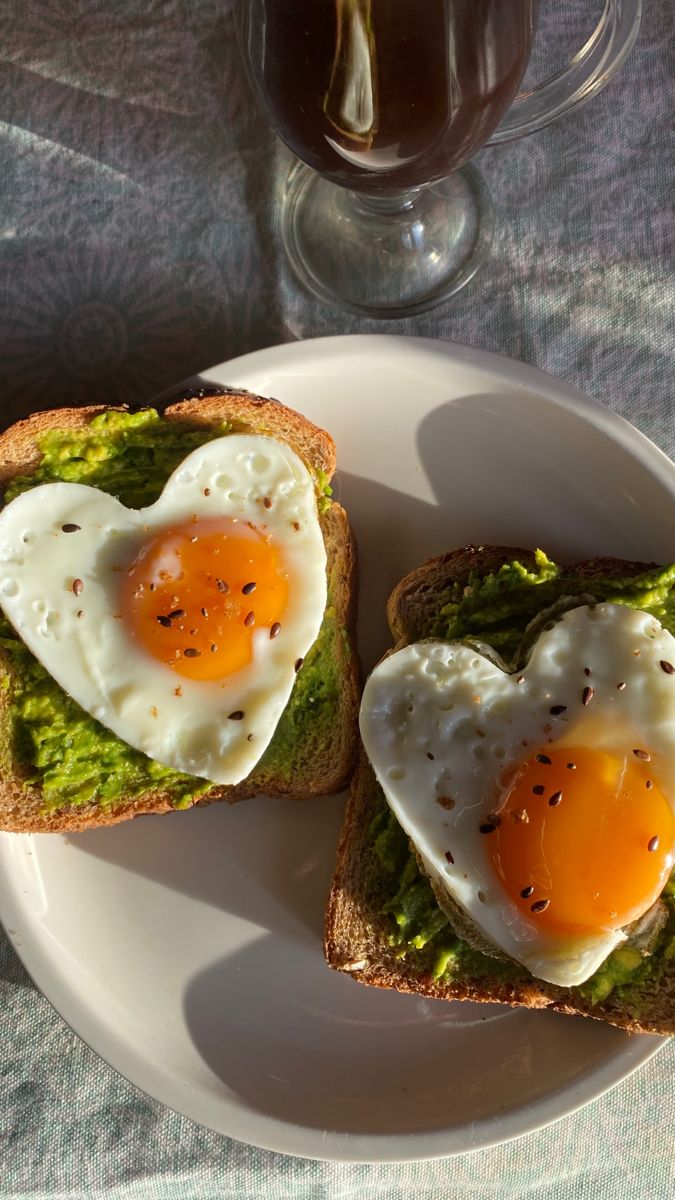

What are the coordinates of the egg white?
(359, 604, 675, 987)
(0, 435, 327, 785)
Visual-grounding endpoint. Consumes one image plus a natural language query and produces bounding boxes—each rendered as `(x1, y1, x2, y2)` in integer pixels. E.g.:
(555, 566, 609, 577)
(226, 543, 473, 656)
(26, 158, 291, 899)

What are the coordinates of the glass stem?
(350, 187, 423, 217)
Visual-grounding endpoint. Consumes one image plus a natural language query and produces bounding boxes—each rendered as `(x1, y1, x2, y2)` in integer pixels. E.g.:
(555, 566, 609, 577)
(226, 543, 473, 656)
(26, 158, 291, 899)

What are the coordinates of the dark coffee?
(238, 0, 536, 193)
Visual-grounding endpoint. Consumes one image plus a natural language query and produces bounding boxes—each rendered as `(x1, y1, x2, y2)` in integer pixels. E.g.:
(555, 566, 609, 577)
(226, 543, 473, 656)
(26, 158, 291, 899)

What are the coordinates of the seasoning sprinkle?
(512, 809, 529, 823)
(201, 607, 208, 618)
(517, 675, 525, 684)
(660, 660, 675, 675)
(215, 578, 229, 593)
(263, 496, 272, 509)
(647, 835, 659, 853)
(617, 681, 626, 690)
(247, 733, 254, 741)
(228, 710, 245, 720)
(203, 487, 211, 497)
(584, 667, 592, 677)
(567, 761, 577, 770)
(445, 850, 454, 864)
(520, 885, 534, 899)
(295, 657, 304, 673)
(76, 609, 84, 619)
(633, 748, 651, 761)
(269, 621, 281, 639)
(548, 790, 563, 807)
(536, 753, 551, 765)
(292, 521, 301, 531)
(436, 796, 456, 810)
(646, 780, 653, 790)
(72, 578, 83, 597)
(532, 785, 545, 795)
(241, 581, 257, 595)
(61, 523, 81, 533)
(211, 644, 217, 653)
(582, 686, 594, 706)
(174, 686, 183, 696)
(550, 705, 567, 716)
(479, 822, 497, 835)
(184, 647, 201, 658)
(244, 610, 255, 628)
(531, 898, 550, 914)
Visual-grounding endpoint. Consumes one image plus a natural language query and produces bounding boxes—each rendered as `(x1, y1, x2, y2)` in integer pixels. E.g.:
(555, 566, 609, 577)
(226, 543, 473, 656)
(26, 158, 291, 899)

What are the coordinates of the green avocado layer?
(371, 550, 675, 1010)
(0, 408, 339, 812)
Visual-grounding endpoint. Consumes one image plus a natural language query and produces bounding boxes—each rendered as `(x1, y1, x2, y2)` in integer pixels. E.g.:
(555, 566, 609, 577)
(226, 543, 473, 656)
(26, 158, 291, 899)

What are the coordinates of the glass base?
(281, 163, 494, 318)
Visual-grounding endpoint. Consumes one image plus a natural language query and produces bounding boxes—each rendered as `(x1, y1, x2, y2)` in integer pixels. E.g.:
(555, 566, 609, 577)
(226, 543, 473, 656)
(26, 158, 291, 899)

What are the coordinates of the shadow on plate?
(181, 929, 626, 1136)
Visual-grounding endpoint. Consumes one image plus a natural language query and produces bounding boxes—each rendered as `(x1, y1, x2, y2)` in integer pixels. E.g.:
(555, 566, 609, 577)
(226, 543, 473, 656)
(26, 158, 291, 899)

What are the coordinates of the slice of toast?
(0, 391, 360, 833)
(325, 546, 675, 1036)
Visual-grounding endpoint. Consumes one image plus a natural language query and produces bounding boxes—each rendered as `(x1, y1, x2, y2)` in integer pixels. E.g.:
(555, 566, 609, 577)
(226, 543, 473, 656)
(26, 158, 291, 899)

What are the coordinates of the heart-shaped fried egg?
(360, 604, 675, 986)
(0, 435, 327, 784)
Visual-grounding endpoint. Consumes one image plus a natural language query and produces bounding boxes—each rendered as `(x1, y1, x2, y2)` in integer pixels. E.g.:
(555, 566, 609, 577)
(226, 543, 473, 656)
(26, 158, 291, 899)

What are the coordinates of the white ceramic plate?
(0, 335, 672, 1163)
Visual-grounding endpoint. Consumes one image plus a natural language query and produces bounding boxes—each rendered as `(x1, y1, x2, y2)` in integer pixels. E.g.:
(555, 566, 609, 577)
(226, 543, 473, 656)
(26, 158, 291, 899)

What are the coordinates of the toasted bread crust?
(0, 391, 358, 833)
(325, 545, 675, 1036)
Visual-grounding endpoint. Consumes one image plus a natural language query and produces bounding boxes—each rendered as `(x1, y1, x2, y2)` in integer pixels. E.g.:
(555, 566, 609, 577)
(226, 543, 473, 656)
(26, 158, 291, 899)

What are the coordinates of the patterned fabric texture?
(0, 0, 674, 1196)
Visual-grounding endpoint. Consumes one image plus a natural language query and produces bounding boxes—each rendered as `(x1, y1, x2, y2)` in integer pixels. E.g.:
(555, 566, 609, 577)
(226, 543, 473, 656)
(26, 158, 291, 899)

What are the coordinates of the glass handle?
(488, 0, 642, 145)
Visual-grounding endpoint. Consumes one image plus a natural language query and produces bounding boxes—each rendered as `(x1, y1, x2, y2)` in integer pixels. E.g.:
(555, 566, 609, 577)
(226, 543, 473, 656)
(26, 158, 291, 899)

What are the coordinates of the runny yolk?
(489, 745, 675, 934)
(121, 517, 288, 681)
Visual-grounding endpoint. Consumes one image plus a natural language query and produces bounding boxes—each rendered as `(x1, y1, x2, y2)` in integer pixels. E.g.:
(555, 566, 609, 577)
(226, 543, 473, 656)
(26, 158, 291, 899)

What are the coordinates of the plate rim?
(0, 333, 672, 1163)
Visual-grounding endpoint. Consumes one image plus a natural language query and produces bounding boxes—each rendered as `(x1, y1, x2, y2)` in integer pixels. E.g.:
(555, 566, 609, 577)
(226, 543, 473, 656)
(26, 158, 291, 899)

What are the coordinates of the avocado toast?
(0, 391, 359, 832)
(325, 546, 675, 1036)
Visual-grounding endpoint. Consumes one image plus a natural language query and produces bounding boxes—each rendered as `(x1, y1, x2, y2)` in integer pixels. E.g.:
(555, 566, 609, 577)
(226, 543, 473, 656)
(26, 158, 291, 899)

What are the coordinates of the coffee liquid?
(240, 0, 536, 192)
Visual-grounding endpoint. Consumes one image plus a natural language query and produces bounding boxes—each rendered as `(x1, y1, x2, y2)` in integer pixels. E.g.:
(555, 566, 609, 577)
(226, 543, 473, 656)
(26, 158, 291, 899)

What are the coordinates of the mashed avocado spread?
(0, 409, 340, 811)
(371, 550, 675, 1008)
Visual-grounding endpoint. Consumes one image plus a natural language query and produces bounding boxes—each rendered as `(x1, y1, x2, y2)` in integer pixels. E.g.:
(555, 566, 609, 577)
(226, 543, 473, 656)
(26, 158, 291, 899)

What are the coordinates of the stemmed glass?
(235, 0, 642, 317)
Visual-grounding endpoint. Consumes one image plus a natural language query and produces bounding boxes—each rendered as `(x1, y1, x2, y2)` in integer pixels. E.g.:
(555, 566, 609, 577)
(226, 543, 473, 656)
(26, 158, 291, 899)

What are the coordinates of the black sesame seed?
(517, 675, 525, 684)
(201, 607, 208, 618)
(531, 898, 550, 914)
(76, 609, 84, 619)
(295, 657, 304, 673)
(550, 705, 567, 716)
(479, 822, 497, 835)
(567, 762, 577, 770)
(247, 733, 254, 741)
(183, 647, 201, 658)
(426, 752, 435, 760)
(61, 523, 81, 533)
(647, 835, 659, 853)
(216, 578, 229, 593)
(633, 748, 651, 761)
(536, 753, 551, 765)
(660, 660, 675, 675)
(532, 785, 545, 795)
(520, 885, 534, 898)
(584, 667, 592, 677)
(617, 681, 626, 690)
(445, 850, 454, 864)
(168, 608, 185, 619)
(156, 615, 172, 627)
(149, 583, 155, 592)
(228, 710, 245, 720)
(270, 622, 281, 639)
(548, 790, 563, 807)
(241, 581, 256, 595)
(203, 487, 211, 497)
(244, 611, 255, 627)
(582, 686, 594, 706)
(211, 644, 217, 653)
(263, 496, 272, 509)
(72, 578, 83, 597)
(646, 780, 653, 790)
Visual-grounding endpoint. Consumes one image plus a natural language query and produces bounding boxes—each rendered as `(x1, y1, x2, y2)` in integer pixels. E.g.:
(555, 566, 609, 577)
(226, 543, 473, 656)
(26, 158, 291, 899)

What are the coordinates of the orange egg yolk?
(121, 517, 288, 681)
(489, 745, 674, 934)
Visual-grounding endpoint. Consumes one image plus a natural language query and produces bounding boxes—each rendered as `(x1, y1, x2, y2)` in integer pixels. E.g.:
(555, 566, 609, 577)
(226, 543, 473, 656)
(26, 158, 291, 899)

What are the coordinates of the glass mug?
(235, 0, 642, 317)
